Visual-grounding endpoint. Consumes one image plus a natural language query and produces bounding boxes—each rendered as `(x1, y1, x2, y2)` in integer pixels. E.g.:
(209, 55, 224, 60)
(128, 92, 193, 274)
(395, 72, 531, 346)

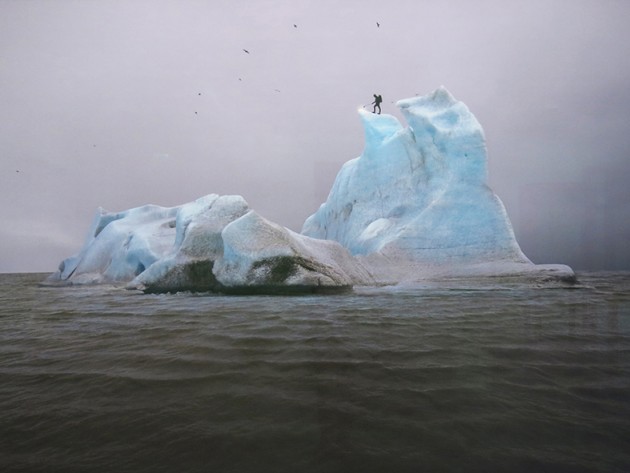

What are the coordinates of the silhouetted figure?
(372, 94, 382, 114)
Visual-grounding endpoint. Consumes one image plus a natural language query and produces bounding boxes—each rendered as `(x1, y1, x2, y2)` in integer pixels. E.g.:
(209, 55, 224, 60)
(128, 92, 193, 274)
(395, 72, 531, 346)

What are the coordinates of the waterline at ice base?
(45, 87, 575, 293)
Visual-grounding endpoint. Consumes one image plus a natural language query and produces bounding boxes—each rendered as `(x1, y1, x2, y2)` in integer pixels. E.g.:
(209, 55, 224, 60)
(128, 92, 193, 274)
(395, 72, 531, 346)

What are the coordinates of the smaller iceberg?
(46, 87, 575, 292)
(47, 194, 371, 293)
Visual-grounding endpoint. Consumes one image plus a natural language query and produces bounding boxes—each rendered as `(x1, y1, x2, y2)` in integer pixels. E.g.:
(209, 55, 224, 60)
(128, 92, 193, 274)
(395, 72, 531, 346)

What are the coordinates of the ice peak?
(397, 85, 457, 111)
(303, 87, 516, 263)
(396, 86, 474, 139)
(358, 109, 403, 143)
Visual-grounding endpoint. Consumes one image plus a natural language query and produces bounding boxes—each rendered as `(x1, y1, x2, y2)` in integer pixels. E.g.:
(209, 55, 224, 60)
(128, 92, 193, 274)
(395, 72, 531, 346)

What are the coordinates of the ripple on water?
(0, 272, 629, 472)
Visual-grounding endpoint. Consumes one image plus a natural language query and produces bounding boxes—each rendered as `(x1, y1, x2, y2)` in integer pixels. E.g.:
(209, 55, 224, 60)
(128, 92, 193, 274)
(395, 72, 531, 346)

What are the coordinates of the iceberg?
(46, 194, 371, 293)
(45, 87, 575, 292)
(302, 87, 572, 283)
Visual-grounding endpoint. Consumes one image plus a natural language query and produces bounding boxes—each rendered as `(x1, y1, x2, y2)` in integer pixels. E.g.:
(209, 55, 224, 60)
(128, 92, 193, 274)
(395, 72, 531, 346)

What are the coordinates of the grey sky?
(1, 0, 629, 273)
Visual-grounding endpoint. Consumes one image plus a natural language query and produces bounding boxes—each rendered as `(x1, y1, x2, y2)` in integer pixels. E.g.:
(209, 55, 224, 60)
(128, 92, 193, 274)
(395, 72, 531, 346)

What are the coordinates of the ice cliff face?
(302, 87, 529, 265)
(46, 87, 575, 292)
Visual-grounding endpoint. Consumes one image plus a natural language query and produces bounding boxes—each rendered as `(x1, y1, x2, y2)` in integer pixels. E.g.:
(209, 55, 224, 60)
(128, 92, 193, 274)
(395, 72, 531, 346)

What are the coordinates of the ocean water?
(1, 272, 629, 473)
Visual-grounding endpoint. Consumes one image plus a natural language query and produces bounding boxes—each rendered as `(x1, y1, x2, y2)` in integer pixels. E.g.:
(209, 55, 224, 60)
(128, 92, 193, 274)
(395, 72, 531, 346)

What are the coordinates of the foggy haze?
(1, 0, 629, 273)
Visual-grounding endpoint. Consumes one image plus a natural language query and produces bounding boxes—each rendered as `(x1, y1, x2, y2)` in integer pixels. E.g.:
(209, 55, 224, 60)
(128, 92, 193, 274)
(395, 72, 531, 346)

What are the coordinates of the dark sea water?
(1, 272, 629, 473)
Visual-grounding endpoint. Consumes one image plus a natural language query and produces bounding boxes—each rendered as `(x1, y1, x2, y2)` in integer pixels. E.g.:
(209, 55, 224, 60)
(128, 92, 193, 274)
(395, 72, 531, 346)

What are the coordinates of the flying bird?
(376, 22, 380, 28)
(293, 24, 297, 28)
(243, 49, 250, 54)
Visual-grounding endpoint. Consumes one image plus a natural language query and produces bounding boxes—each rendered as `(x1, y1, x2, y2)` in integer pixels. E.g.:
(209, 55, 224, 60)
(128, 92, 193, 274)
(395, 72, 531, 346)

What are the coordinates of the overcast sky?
(1, 0, 629, 273)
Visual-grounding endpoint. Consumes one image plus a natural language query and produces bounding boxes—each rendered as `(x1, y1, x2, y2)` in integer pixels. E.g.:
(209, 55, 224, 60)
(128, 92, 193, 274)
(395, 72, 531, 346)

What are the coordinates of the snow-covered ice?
(45, 87, 575, 292)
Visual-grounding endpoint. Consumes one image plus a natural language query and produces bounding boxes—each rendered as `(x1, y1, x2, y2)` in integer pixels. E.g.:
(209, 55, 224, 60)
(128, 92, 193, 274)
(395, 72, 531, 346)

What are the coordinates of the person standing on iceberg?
(372, 94, 382, 114)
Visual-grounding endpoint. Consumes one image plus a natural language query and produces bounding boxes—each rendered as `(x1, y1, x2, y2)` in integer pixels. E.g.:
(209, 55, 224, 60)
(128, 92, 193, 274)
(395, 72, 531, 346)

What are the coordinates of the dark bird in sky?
(243, 49, 250, 54)
(274, 89, 281, 93)
(293, 24, 297, 28)
(376, 22, 380, 28)
(198, 93, 201, 96)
